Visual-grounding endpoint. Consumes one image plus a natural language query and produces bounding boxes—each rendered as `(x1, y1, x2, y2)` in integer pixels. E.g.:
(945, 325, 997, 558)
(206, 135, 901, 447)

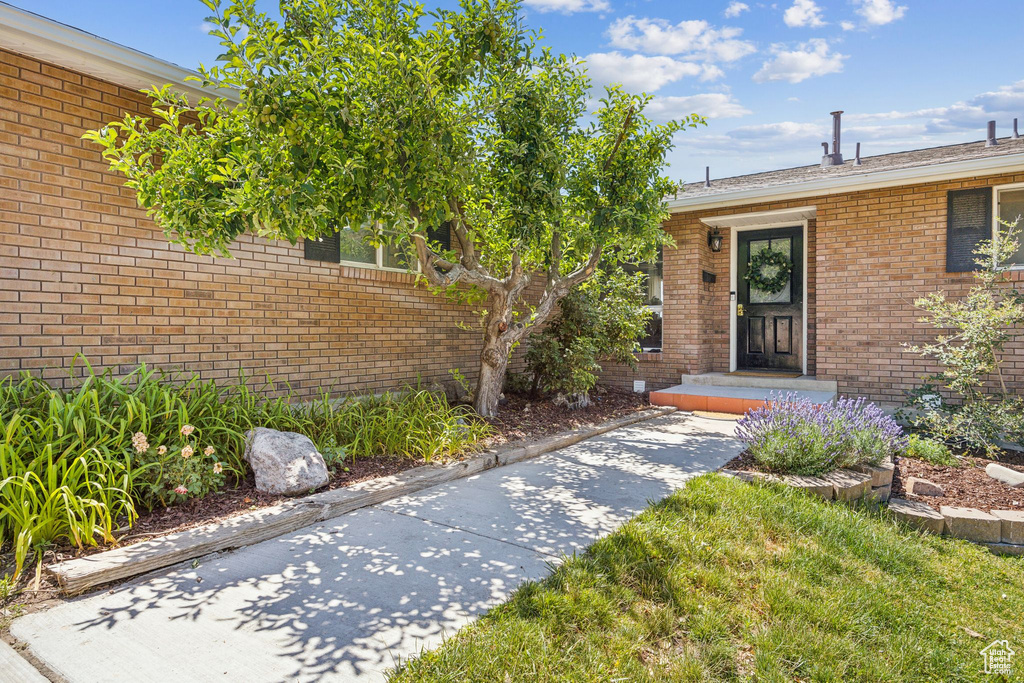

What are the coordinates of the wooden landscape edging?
(48, 405, 677, 595)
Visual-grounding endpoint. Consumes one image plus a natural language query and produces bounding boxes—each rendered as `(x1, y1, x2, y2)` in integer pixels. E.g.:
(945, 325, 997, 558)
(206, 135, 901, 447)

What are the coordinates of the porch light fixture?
(707, 228, 723, 253)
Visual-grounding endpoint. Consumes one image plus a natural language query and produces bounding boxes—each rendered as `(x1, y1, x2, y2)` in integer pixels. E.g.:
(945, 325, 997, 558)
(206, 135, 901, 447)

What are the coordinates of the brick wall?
(602, 177, 1024, 404)
(0, 48, 503, 398)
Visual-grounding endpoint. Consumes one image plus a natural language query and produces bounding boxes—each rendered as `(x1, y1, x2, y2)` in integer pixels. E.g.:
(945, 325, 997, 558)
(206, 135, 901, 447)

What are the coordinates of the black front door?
(737, 226, 803, 372)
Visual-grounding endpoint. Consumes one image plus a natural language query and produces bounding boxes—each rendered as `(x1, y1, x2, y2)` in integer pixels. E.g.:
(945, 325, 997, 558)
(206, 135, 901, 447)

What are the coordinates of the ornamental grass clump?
(735, 394, 906, 476)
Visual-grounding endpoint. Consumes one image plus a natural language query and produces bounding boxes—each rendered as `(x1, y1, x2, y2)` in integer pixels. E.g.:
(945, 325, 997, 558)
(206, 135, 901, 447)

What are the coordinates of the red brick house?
(2, 5, 1023, 409)
(630, 115, 1024, 411)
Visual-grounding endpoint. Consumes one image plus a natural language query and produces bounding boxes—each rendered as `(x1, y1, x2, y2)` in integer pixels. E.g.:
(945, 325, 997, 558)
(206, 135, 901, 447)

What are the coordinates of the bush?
(525, 268, 651, 407)
(0, 361, 489, 577)
(903, 434, 959, 467)
(735, 394, 906, 476)
(905, 223, 1024, 455)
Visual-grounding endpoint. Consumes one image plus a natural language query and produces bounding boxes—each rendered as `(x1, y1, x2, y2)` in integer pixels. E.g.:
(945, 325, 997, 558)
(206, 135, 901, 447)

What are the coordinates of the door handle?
(737, 304, 744, 317)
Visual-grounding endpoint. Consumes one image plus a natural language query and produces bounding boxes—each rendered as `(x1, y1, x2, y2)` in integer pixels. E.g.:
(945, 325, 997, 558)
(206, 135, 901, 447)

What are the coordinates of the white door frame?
(728, 220, 809, 376)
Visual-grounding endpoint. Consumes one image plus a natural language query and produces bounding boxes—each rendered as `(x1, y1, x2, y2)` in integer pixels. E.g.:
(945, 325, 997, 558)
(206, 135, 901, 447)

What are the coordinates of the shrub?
(905, 223, 1024, 455)
(903, 434, 960, 467)
(735, 394, 906, 476)
(525, 269, 651, 408)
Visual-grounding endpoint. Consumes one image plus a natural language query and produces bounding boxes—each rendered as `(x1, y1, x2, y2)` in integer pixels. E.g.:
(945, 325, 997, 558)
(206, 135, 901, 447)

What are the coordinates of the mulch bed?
(892, 450, 1024, 513)
(482, 387, 649, 446)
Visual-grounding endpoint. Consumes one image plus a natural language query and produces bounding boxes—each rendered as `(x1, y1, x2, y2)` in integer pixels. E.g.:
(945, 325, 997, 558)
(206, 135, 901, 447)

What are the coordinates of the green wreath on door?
(744, 248, 792, 294)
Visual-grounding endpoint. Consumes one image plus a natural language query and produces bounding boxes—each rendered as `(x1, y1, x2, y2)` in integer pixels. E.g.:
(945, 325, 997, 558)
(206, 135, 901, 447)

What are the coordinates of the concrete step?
(651, 384, 837, 415)
(678, 372, 838, 393)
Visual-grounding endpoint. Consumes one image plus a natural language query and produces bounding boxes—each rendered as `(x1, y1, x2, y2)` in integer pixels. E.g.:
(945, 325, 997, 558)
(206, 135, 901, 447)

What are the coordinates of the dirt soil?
(482, 387, 650, 446)
(892, 451, 1024, 513)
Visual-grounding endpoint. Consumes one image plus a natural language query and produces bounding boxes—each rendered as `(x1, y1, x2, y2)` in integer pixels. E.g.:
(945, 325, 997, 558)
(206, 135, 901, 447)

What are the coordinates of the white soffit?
(0, 2, 238, 103)
(701, 206, 816, 229)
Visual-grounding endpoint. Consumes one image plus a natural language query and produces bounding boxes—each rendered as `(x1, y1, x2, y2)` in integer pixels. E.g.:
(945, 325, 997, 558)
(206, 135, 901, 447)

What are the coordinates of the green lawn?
(389, 474, 1023, 682)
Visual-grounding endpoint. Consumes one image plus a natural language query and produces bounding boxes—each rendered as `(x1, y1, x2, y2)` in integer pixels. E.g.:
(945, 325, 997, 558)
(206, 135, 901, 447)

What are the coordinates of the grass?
(390, 475, 1024, 682)
(1, 360, 489, 578)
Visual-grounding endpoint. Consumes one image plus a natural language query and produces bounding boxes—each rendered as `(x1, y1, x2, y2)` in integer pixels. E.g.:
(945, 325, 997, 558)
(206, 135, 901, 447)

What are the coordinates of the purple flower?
(735, 392, 906, 475)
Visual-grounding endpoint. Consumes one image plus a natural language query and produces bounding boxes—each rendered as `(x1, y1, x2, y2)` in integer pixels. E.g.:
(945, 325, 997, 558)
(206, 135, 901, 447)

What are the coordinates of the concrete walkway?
(11, 413, 741, 682)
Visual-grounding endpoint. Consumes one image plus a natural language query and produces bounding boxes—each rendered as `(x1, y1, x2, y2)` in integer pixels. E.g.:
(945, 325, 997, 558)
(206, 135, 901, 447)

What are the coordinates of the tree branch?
(601, 106, 635, 174)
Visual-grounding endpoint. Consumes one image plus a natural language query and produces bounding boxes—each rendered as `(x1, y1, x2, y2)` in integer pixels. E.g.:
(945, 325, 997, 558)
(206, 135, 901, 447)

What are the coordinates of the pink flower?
(213, 462, 223, 474)
(180, 424, 195, 437)
(174, 485, 188, 495)
(181, 445, 194, 459)
(204, 445, 215, 456)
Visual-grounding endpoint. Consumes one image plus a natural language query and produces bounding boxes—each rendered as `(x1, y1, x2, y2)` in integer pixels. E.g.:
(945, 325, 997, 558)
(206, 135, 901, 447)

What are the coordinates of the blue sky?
(15, 0, 1024, 180)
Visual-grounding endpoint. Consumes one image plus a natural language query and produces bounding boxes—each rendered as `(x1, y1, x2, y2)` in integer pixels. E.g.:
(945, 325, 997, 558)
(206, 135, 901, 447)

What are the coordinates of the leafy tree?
(525, 267, 651, 407)
(905, 222, 1024, 453)
(84, 0, 701, 416)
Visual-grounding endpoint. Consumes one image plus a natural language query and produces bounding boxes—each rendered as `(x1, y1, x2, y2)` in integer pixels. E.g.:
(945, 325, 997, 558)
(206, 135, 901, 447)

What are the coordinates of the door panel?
(774, 316, 792, 354)
(746, 317, 765, 354)
(736, 227, 803, 372)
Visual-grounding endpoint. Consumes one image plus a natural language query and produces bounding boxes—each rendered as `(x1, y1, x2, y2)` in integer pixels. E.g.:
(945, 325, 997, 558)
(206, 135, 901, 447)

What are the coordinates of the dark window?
(303, 230, 341, 263)
(946, 188, 991, 272)
(427, 222, 452, 251)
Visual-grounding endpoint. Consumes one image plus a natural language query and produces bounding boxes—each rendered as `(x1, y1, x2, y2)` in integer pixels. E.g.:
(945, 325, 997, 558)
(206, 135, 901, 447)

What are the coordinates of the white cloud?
(583, 52, 716, 92)
(199, 21, 217, 33)
(724, 2, 750, 18)
(646, 93, 752, 122)
(840, 20, 856, 31)
(521, 0, 609, 13)
(753, 39, 846, 83)
(856, 0, 907, 26)
(783, 0, 825, 27)
(606, 16, 756, 62)
(846, 80, 1024, 135)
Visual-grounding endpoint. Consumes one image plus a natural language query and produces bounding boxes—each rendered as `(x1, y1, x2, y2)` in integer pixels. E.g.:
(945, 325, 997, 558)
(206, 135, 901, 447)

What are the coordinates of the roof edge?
(0, 2, 239, 103)
(667, 152, 1024, 213)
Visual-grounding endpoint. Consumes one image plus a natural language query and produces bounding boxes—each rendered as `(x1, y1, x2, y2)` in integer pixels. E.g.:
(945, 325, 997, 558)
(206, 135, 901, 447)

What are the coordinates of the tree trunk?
(473, 340, 509, 417)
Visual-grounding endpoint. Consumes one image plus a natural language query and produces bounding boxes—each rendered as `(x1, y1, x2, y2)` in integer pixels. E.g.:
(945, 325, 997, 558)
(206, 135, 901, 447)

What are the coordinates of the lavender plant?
(735, 394, 906, 476)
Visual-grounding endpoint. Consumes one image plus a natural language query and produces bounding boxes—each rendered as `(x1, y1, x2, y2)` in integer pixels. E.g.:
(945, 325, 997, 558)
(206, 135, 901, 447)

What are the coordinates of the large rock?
(244, 428, 330, 495)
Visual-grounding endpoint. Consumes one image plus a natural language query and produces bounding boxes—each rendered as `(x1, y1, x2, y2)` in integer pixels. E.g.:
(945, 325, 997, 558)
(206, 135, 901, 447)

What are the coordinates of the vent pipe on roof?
(986, 120, 998, 146)
(1014, 118, 1020, 140)
(704, 166, 711, 188)
(854, 142, 862, 166)
(821, 111, 844, 167)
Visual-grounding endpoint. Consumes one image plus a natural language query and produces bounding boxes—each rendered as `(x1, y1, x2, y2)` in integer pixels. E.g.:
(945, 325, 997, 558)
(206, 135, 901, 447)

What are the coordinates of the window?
(996, 186, 1024, 266)
(304, 223, 451, 271)
(623, 247, 663, 352)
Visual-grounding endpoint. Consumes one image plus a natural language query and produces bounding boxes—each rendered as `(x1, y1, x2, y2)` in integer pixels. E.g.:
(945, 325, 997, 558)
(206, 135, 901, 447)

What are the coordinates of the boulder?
(244, 428, 329, 495)
(907, 477, 944, 497)
(986, 463, 1024, 488)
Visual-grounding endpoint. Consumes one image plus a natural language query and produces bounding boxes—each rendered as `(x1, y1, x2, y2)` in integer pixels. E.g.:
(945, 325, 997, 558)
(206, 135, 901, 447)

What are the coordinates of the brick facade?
(0, 48, 495, 398)
(604, 176, 1024, 405)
